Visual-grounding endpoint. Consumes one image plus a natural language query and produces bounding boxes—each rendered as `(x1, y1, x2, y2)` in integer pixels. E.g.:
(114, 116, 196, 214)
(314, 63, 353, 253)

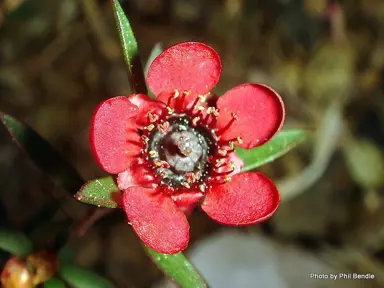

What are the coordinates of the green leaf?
(60, 264, 115, 288)
(0, 113, 84, 195)
(144, 246, 207, 288)
(75, 177, 120, 208)
(145, 43, 163, 98)
(0, 228, 33, 257)
(44, 277, 67, 288)
(111, 0, 147, 94)
(236, 129, 310, 172)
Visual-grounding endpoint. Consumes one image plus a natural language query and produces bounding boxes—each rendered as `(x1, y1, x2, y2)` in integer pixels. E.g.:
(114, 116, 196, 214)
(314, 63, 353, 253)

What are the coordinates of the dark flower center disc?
(147, 115, 215, 188)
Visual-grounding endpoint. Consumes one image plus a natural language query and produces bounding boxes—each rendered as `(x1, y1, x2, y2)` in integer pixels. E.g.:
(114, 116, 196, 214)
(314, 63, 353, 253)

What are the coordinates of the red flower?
(90, 42, 285, 254)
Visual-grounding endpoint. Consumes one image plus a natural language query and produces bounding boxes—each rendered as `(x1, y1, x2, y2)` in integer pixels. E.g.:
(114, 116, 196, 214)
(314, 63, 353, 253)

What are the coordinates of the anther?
(236, 137, 243, 144)
(144, 124, 155, 131)
(149, 150, 158, 158)
(174, 89, 180, 98)
(192, 116, 200, 126)
(199, 184, 206, 193)
(147, 112, 159, 123)
(198, 94, 207, 102)
(159, 171, 169, 178)
(215, 158, 226, 167)
(166, 106, 174, 115)
(224, 176, 231, 182)
(154, 160, 170, 168)
(157, 121, 170, 134)
(184, 172, 196, 183)
(231, 112, 238, 120)
(141, 135, 149, 143)
(206, 107, 219, 117)
(218, 149, 227, 156)
(181, 182, 191, 189)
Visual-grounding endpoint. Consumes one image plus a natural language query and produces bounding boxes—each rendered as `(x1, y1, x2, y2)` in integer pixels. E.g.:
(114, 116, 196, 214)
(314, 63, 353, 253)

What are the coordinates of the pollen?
(165, 107, 174, 116)
(149, 150, 158, 158)
(192, 116, 200, 126)
(147, 112, 159, 123)
(141, 135, 149, 143)
(158, 121, 170, 133)
(215, 158, 226, 167)
(181, 182, 191, 189)
(144, 124, 155, 131)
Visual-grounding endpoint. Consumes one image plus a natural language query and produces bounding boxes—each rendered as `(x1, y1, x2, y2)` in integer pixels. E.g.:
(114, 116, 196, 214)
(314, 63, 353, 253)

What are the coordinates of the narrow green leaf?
(0, 113, 84, 194)
(236, 129, 310, 172)
(60, 264, 115, 288)
(0, 228, 33, 257)
(44, 277, 67, 288)
(144, 246, 207, 288)
(75, 177, 120, 208)
(111, 0, 147, 94)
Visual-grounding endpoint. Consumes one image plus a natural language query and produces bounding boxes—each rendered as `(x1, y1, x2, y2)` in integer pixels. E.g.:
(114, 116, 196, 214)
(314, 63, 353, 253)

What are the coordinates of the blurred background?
(0, 0, 384, 287)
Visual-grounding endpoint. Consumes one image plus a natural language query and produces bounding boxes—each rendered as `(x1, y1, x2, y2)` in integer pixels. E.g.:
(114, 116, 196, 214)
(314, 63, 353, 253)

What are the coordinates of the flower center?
(147, 115, 215, 188)
(140, 90, 243, 193)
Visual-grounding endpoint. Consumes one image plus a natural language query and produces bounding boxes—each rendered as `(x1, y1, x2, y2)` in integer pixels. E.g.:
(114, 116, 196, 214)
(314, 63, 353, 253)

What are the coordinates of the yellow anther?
(149, 150, 158, 158)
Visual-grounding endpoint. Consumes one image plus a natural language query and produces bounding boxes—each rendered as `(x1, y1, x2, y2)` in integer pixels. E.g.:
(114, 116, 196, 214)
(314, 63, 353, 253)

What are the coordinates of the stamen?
(157, 121, 170, 134)
(181, 182, 191, 189)
(167, 90, 180, 106)
(198, 94, 207, 103)
(192, 116, 200, 126)
(141, 135, 149, 144)
(187, 97, 201, 114)
(149, 150, 158, 158)
(199, 184, 206, 193)
(212, 167, 234, 176)
(215, 158, 226, 167)
(144, 124, 155, 131)
(208, 176, 232, 185)
(218, 149, 227, 156)
(206, 107, 219, 117)
(147, 112, 159, 123)
(166, 106, 174, 115)
(159, 171, 169, 178)
(154, 160, 171, 168)
(216, 113, 238, 136)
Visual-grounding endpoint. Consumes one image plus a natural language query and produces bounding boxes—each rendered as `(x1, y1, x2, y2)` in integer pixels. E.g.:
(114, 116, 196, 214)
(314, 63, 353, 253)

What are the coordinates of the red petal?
(128, 94, 166, 128)
(147, 42, 222, 95)
(90, 96, 140, 174)
(171, 191, 204, 217)
(123, 187, 190, 254)
(201, 172, 280, 225)
(217, 83, 285, 149)
(117, 158, 157, 190)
